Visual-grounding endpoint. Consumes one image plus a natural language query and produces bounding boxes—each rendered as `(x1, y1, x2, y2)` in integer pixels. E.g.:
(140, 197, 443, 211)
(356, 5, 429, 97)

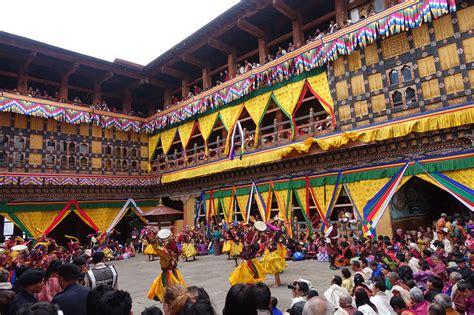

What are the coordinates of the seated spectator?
(324, 275, 349, 309)
(389, 296, 415, 315)
(427, 303, 445, 315)
(95, 290, 132, 315)
(334, 292, 357, 315)
(354, 288, 377, 315)
(9, 268, 44, 315)
(433, 293, 456, 315)
(271, 296, 282, 315)
(409, 287, 429, 314)
(370, 279, 396, 314)
(0, 269, 14, 314)
(340, 268, 353, 295)
(454, 280, 473, 314)
(424, 275, 443, 302)
(388, 272, 410, 304)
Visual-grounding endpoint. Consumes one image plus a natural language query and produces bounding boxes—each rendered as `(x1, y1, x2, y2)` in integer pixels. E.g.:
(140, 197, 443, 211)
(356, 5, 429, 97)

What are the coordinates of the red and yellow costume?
(229, 243, 265, 286)
(147, 239, 186, 301)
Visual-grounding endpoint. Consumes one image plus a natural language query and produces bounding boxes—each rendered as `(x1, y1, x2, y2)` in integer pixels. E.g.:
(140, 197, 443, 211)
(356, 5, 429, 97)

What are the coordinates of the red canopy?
(143, 200, 182, 217)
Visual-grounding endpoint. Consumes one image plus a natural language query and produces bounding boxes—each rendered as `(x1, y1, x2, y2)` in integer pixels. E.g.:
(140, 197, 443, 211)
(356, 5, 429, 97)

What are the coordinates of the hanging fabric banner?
(220, 104, 244, 155)
(44, 201, 75, 236)
(106, 198, 147, 232)
(415, 161, 474, 211)
(254, 183, 269, 222)
(274, 189, 293, 236)
(441, 169, 474, 189)
(322, 172, 342, 231)
(15, 211, 59, 239)
(198, 112, 219, 142)
(220, 196, 235, 223)
(178, 121, 196, 151)
(272, 80, 306, 119)
(236, 193, 250, 223)
(229, 121, 245, 160)
(363, 161, 410, 236)
(148, 133, 161, 162)
(308, 186, 327, 227)
(306, 74, 335, 125)
(244, 92, 272, 145)
(82, 208, 123, 233)
(246, 182, 257, 223)
(294, 188, 313, 234)
(160, 128, 178, 155)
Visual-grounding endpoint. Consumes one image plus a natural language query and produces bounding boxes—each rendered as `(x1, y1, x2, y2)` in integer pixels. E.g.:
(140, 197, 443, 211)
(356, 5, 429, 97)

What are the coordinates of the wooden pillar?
(258, 38, 268, 65)
(163, 89, 171, 108)
(292, 16, 304, 47)
(59, 76, 69, 100)
(227, 48, 237, 78)
(183, 196, 197, 227)
(202, 65, 211, 90)
(17, 64, 28, 94)
(93, 84, 102, 105)
(335, 0, 348, 27)
(181, 79, 189, 98)
(123, 90, 132, 112)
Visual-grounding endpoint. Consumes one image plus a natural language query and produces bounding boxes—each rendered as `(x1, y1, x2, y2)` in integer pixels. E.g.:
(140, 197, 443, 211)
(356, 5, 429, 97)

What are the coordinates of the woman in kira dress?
(229, 240, 266, 286)
(181, 235, 197, 262)
(147, 230, 187, 302)
(143, 230, 158, 261)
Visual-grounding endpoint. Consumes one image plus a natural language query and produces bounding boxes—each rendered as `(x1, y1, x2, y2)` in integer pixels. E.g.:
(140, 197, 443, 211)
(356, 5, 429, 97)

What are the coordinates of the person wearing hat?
(436, 213, 448, 241)
(9, 268, 44, 315)
(51, 263, 90, 315)
(84, 251, 118, 290)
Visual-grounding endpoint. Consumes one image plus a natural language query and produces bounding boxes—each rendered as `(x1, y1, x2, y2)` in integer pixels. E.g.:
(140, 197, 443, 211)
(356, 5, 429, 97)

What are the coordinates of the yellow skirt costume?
(147, 269, 187, 301)
(144, 244, 158, 256)
(262, 250, 287, 275)
(276, 243, 287, 259)
(229, 258, 266, 286)
(230, 242, 244, 257)
(222, 240, 233, 253)
(182, 243, 197, 258)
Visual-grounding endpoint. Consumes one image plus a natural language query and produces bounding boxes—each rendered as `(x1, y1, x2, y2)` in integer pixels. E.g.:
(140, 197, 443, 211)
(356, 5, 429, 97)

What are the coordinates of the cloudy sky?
(1, 0, 239, 65)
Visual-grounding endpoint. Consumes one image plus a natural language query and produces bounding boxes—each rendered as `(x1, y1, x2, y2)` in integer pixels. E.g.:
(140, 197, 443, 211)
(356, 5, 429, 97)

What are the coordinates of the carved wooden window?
(14, 136, 25, 149)
(348, 50, 362, 71)
(401, 66, 413, 82)
(14, 153, 24, 163)
(105, 159, 112, 169)
(131, 148, 138, 157)
(389, 69, 399, 85)
(62, 141, 68, 152)
(46, 155, 56, 165)
(68, 156, 76, 167)
(444, 73, 464, 94)
(412, 24, 430, 48)
(405, 87, 416, 105)
(336, 81, 349, 100)
(0, 135, 8, 147)
(105, 146, 112, 155)
(79, 143, 88, 154)
(131, 161, 138, 169)
(457, 6, 474, 33)
(364, 43, 379, 65)
(46, 140, 56, 151)
(80, 157, 88, 167)
(69, 142, 76, 153)
(351, 74, 365, 96)
(0, 152, 7, 165)
(391, 91, 403, 107)
(368, 73, 383, 91)
(122, 148, 128, 157)
(115, 147, 121, 157)
(122, 160, 128, 170)
(333, 58, 345, 77)
(371, 94, 386, 113)
(61, 156, 67, 166)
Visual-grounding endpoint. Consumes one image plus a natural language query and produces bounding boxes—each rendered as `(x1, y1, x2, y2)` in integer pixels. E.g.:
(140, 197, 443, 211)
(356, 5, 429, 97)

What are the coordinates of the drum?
(157, 229, 172, 241)
(12, 245, 27, 252)
(254, 221, 267, 232)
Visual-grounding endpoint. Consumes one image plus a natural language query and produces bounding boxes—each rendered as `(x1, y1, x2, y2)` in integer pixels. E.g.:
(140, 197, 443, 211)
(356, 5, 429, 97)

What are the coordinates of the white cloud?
(1, 0, 239, 65)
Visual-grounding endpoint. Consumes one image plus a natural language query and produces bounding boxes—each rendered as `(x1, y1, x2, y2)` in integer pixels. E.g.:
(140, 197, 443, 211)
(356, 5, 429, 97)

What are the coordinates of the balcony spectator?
(244, 60, 252, 72)
(329, 20, 338, 33)
(288, 43, 295, 52)
(73, 96, 82, 105)
(193, 85, 201, 95)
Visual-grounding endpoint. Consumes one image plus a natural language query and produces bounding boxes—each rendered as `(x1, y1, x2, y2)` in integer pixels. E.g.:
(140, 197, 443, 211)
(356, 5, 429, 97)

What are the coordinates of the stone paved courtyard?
(115, 254, 339, 314)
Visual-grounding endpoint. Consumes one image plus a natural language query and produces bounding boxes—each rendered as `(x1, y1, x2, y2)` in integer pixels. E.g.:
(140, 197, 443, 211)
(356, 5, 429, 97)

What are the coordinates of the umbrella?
(143, 199, 183, 224)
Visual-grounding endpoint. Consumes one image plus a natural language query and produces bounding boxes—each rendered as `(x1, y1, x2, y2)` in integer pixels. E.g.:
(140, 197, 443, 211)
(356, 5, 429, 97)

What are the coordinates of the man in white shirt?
(370, 279, 396, 314)
(406, 251, 420, 273)
(324, 275, 349, 309)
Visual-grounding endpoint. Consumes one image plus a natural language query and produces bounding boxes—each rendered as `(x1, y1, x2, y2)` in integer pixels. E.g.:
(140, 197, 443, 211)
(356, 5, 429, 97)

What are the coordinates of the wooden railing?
(152, 108, 333, 172)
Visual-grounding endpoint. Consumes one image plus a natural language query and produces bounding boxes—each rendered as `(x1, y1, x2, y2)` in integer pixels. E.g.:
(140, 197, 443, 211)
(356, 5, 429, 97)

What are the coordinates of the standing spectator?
(9, 269, 44, 315)
(370, 279, 396, 314)
(85, 251, 118, 290)
(37, 260, 62, 302)
(131, 227, 141, 253)
(96, 290, 132, 315)
(52, 263, 90, 315)
(0, 269, 14, 315)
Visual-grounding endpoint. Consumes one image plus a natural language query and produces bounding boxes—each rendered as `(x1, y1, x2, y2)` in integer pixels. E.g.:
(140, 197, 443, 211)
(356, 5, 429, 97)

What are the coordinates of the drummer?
(147, 229, 187, 302)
